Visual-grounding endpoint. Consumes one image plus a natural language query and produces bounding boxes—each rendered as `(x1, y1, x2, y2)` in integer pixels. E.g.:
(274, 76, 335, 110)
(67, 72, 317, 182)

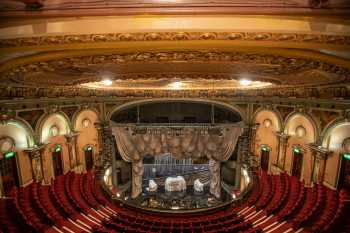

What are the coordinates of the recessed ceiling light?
(239, 79, 252, 86)
(101, 79, 113, 86)
(171, 81, 182, 89)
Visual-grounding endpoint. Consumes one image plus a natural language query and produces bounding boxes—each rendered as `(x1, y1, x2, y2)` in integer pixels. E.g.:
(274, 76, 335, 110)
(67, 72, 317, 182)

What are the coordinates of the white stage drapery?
(112, 123, 243, 198)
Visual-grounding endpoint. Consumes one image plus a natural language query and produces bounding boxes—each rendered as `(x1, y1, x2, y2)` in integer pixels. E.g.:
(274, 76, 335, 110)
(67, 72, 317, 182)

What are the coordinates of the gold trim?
(0, 31, 349, 50)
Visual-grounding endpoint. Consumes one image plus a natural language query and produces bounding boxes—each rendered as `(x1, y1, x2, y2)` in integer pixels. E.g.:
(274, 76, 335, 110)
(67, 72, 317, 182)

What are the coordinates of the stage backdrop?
(112, 123, 243, 198)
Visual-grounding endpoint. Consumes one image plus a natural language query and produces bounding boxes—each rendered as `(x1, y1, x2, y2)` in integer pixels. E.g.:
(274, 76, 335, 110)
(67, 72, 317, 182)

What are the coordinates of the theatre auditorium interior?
(1, 1, 350, 233)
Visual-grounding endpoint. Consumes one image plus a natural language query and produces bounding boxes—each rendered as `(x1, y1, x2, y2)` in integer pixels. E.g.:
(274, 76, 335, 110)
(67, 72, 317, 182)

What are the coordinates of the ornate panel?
(311, 109, 341, 132)
(276, 106, 295, 121)
(18, 109, 44, 130)
(61, 106, 79, 120)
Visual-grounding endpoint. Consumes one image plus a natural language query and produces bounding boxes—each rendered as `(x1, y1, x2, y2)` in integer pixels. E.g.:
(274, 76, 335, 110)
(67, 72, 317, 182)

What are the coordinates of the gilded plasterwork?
(1, 51, 349, 88)
(1, 32, 349, 48)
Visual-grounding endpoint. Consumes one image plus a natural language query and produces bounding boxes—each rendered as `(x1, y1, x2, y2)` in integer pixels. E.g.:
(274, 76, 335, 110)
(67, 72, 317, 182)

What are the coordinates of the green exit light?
(261, 146, 270, 152)
(293, 147, 301, 154)
(343, 153, 350, 160)
(86, 146, 92, 151)
(4, 151, 16, 159)
(54, 145, 62, 153)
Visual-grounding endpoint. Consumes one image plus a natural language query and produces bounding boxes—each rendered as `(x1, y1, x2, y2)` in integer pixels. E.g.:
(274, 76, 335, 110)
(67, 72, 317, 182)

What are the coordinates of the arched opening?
(52, 144, 63, 177)
(84, 145, 94, 171)
(109, 100, 245, 209)
(253, 109, 281, 172)
(322, 122, 350, 189)
(0, 120, 34, 194)
(39, 113, 71, 144)
(74, 109, 99, 171)
(284, 113, 316, 183)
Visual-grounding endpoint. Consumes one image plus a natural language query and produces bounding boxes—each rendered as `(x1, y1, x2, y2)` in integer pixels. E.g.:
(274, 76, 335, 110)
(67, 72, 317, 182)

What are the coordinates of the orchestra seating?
(0, 171, 348, 233)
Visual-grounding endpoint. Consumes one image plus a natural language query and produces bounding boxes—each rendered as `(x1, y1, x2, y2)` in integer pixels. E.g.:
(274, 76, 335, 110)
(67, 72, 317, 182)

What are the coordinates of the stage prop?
(165, 176, 186, 192)
(112, 123, 243, 198)
(194, 178, 204, 192)
(148, 179, 158, 192)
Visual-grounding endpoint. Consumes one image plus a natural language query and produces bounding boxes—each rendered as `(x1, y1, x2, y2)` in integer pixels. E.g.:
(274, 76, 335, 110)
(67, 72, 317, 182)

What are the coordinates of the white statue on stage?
(194, 179, 204, 192)
(165, 176, 186, 192)
(148, 179, 158, 192)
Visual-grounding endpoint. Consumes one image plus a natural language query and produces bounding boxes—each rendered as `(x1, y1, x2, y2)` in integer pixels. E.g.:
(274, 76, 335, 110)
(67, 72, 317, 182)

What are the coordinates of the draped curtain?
(112, 123, 243, 198)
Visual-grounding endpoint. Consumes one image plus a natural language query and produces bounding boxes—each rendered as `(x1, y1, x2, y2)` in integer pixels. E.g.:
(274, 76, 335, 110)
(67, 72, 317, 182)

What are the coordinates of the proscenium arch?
(252, 108, 282, 131)
(107, 98, 246, 122)
(37, 112, 72, 143)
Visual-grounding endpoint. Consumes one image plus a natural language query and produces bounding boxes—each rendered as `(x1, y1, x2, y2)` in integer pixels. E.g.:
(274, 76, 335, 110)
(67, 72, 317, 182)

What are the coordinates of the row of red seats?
(302, 188, 344, 233)
(254, 172, 273, 210)
(0, 197, 35, 233)
(251, 172, 348, 233)
(1, 170, 348, 233)
(255, 175, 304, 230)
(17, 184, 53, 232)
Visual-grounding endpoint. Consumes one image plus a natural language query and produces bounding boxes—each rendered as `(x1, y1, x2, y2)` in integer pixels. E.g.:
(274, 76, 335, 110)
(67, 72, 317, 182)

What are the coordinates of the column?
(307, 144, 331, 185)
(249, 123, 260, 155)
(237, 125, 250, 164)
(131, 160, 144, 198)
(276, 132, 290, 170)
(95, 121, 117, 186)
(64, 132, 79, 169)
(24, 145, 46, 183)
(209, 158, 221, 199)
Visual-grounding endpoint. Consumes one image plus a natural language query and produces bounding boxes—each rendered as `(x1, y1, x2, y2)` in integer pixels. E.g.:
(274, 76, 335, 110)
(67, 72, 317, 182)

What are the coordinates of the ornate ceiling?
(1, 50, 348, 89)
(0, 5, 349, 99)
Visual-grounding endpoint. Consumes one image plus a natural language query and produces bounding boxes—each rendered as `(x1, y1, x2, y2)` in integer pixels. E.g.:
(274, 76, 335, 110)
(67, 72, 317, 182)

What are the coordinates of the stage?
(101, 161, 254, 213)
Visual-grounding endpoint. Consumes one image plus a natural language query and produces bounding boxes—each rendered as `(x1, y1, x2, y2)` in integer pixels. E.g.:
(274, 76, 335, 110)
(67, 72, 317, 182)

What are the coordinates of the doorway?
(260, 146, 270, 171)
(0, 151, 20, 195)
(338, 153, 350, 191)
(84, 146, 94, 170)
(292, 148, 303, 179)
(52, 145, 63, 177)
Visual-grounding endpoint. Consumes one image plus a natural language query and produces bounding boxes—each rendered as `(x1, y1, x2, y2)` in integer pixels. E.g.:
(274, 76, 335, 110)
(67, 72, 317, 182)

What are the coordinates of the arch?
(321, 121, 350, 189)
(253, 108, 282, 132)
(320, 116, 348, 142)
(284, 112, 317, 142)
(322, 121, 350, 150)
(107, 98, 246, 122)
(0, 119, 35, 149)
(37, 112, 71, 143)
(72, 108, 100, 131)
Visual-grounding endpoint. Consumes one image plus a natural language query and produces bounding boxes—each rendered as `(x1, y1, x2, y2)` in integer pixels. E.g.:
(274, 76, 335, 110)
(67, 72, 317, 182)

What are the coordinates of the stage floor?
(102, 165, 254, 213)
(131, 185, 227, 211)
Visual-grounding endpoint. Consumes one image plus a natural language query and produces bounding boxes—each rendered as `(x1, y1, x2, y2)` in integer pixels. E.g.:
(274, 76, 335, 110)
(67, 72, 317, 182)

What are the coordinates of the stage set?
(102, 123, 253, 213)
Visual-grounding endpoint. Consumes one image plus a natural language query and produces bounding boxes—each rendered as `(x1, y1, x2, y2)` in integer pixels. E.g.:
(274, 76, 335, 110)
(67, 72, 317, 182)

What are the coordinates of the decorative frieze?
(1, 32, 349, 48)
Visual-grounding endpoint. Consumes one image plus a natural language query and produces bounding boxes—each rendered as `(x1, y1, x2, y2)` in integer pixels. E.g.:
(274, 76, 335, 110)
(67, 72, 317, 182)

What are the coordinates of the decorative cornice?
(1, 32, 349, 48)
(1, 51, 349, 87)
(0, 84, 349, 100)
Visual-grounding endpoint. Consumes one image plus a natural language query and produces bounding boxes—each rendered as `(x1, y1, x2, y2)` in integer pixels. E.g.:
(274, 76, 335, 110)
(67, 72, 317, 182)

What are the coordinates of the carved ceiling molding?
(1, 51, 349, 87)
(0, 84, 348, 100)
(1, 31, 349, 48)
